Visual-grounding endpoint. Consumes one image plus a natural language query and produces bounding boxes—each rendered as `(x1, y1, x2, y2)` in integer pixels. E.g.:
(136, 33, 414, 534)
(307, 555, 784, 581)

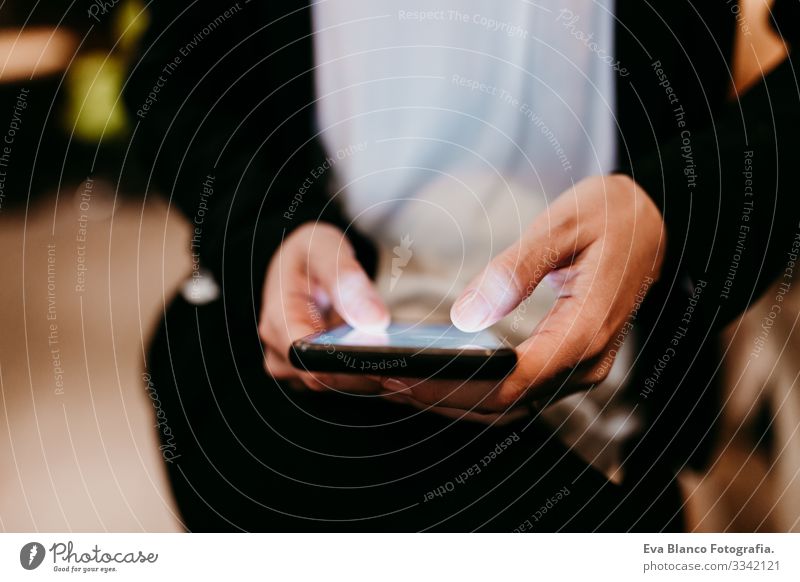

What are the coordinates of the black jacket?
(124, 1, 800, 474)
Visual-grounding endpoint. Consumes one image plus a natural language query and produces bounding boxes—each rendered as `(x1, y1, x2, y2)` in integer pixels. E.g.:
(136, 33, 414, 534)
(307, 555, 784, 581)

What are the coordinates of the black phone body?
(289, 323, 517, 380)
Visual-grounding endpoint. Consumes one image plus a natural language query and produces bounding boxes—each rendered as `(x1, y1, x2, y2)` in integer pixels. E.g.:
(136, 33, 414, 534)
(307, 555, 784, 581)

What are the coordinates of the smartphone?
(289, 323, 517, 380)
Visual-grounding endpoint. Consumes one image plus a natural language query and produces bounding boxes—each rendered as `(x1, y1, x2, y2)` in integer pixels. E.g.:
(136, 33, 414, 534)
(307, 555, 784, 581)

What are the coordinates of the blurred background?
(0, 0, 797, 532)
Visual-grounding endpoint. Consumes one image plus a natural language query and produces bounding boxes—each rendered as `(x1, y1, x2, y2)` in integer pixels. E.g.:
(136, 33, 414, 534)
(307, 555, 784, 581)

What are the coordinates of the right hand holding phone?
(259, 222, 390, 392)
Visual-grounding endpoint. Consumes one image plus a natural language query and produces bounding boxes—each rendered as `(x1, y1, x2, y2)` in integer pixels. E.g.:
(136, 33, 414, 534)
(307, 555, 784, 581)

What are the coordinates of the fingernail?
(382, 378, 410, 393)
(451, 288, 493, 332)
(352, 298, 390, 331)
(337, 274, 389, 331)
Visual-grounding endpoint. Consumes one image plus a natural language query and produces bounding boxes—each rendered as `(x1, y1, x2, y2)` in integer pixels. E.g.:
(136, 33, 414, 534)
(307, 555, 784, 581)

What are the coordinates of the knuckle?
(599, 314, 622, 339)
(493, 384, 523, 410)
(295, 221, 319, 237)
(287, 224, 312, 247)
(583, 335, 607, 360)
(264, 353, 280, 380)
(542, 207, 576, 244)
(290, 222, 331, 251)
(559, 334, 586, 365)
(569, 314, 610, 361)
(309, 222, 348, 248)
(258, 320, 272, 344)
(264, 356, 284, 379)
(585, 364, 611, 385)
(491, 255, 527, 300)
(315, 221, 344, 237)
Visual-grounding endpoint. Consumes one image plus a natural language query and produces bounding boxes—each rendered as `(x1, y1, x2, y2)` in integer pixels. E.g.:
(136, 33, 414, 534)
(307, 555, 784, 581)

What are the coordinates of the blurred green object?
(65, 52, 128, 141)
(65, 0, 149, 142)
(115, 0, 150, 56)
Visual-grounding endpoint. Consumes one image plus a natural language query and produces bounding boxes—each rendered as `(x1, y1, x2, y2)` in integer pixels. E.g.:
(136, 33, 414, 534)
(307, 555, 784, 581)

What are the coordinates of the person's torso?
(312, 0, 640, 479)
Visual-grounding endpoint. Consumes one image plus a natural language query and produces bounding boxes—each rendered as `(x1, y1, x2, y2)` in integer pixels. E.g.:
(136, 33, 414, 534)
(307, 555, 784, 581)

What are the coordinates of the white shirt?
(312, 0, 638, 480)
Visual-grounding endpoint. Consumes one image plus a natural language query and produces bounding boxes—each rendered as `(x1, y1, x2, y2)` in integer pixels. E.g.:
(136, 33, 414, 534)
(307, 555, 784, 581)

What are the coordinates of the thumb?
(451, 230, 567, 332)
(308, 227, 390, 333)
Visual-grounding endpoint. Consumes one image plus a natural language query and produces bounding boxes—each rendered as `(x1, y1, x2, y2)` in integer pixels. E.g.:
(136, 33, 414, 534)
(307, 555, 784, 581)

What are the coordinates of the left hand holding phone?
(259, 222, 390, 393)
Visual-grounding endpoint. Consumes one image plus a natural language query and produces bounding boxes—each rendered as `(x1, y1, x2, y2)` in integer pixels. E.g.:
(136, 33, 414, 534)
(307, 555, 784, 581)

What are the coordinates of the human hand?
(379, 174, 665, 413)
(259, 222, 390, 392)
